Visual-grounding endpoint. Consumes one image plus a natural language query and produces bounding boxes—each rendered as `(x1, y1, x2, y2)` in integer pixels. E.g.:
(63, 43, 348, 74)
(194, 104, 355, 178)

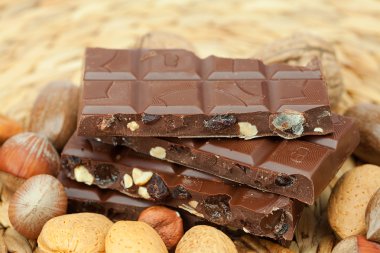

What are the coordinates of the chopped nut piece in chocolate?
(74, 166, 94, 185)
(149, 147, 166, 159)
(132, 168, 153, 186)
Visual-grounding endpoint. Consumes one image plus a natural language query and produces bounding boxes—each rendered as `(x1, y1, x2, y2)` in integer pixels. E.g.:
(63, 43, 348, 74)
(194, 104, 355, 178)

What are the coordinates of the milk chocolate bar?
(59, 173, 292, 246)
(61, 134, 304, 241)
(59, 172, 204, 228)
(78, 48, 333, 139)
(100, 115, 359, 204)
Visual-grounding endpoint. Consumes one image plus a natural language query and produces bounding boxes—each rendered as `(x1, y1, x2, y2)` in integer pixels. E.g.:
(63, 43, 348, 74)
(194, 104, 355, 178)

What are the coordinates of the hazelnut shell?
(8, 174, 68, 239)
(0, 115, 22, 144)
(0, 132, 60, 179)
(138, 206, 184, 249)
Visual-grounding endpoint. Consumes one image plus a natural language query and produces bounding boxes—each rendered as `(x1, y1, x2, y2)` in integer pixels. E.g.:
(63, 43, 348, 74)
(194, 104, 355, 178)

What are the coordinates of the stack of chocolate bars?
(60, 48, 360, 245)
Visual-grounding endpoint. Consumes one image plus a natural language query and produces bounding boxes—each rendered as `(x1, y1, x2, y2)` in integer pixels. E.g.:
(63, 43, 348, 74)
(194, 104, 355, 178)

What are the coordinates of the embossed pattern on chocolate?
(100, 115, 359, 204)
(78, 48, 333, 139)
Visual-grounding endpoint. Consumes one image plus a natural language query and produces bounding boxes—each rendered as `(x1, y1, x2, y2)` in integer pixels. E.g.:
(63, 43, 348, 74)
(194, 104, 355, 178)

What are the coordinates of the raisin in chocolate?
(142, 113, 161, 124)
(168, 144, 191, 154)
(93, 164, 119, 187)
(147, 174, 170, 201)
(275, 175, 295, 187)
(172, 185, 192, 200)
(201, 195, 232, 224)
(273, 212, 290, 237)
(61, 156, 81, 171)
(203, 115, 237, 131)
(274, 223, 289, 237)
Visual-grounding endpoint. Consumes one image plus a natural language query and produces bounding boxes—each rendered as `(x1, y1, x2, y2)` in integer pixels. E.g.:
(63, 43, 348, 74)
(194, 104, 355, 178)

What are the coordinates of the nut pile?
(0, 32, 379, 253)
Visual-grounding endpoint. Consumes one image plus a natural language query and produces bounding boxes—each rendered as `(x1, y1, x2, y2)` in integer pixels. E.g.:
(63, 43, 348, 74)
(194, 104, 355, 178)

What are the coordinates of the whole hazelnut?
(138, 206, 184, 250)
(0, 132, 60, 191)
(0, 114, 22, 144)
(8, 174, 68, 239)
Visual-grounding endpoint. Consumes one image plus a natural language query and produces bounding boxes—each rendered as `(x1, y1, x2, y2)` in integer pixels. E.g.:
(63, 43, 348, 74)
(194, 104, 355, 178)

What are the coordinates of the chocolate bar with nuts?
(58, 172, 204, 229)
(100, 114, 359, 204)
(59, 172, 293, 246)
(61, 134, 304, 242)
(78, 48, 333, 139)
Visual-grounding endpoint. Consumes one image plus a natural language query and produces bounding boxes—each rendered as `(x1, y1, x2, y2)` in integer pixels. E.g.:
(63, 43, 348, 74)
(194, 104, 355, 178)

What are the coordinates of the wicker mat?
(0, 0, 380, 252)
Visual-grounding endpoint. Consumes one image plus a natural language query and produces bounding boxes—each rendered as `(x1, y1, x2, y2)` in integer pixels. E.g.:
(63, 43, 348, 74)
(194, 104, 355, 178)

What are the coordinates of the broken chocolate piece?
(62, 133, 304, 242)
(59, 172, 204, 228)
(60, 172, 294, 245)
(100, 115, 359, 204)
(78, 48, 333, 139)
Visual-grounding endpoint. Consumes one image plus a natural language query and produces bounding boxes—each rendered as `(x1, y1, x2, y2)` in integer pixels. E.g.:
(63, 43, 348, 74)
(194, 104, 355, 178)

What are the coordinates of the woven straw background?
(0, 0, 380, 252)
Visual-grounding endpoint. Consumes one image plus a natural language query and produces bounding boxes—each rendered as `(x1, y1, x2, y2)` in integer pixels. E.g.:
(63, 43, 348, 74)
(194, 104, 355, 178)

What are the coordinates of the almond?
(176, 225, 237, 253)
(38, 213, 113, 253)
(28, 81, 79, 150)
(328, 164, 380, 239)
(366, 188, 380, 243)
(106, 221, 167, 253)
(345, 103, 380, 166)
